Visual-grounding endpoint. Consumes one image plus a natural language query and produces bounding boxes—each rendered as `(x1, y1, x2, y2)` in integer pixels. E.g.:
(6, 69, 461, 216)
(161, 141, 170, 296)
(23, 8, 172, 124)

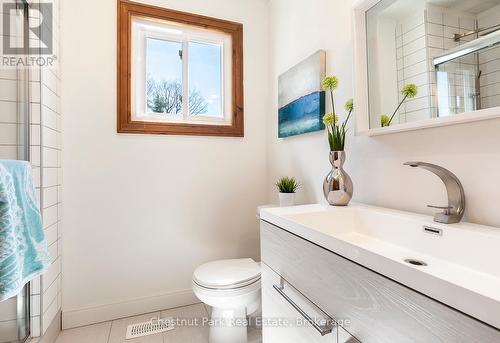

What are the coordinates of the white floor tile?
(203, 304, 211, 316)
(55, 322, 111, 343)
(248, 326, 262, 343)
(108, 311, 162, 343)
(53, 304, 262, 343)
(162, 304, 209, 343)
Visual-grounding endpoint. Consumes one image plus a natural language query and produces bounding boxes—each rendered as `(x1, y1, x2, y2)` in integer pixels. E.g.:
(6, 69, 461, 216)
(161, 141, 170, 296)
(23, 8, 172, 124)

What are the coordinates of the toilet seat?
(192, 258, 262, 342)
(192, 270, 261, 310)
(193, 258, 261, 290)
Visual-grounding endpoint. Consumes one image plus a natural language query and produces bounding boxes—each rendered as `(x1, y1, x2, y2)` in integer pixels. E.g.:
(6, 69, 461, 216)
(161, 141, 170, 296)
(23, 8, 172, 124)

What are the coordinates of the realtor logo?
(2, 2, 53, 55)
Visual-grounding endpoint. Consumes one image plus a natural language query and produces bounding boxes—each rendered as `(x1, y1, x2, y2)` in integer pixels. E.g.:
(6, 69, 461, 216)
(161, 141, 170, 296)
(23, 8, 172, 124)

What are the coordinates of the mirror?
(364, 0, 500, 130)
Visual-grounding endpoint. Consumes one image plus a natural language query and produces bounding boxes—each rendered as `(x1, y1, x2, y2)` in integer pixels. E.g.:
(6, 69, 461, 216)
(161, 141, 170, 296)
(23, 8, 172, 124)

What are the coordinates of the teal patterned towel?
(0, 160, 50, 301)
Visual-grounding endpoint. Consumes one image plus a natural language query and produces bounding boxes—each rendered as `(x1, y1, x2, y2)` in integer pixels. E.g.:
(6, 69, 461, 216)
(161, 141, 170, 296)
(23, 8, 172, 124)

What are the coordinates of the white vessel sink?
(260, 203, 500, 329)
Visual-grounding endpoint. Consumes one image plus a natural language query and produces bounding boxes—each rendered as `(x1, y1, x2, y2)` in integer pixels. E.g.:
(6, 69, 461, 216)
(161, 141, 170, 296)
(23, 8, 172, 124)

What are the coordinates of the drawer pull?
(273, 278, 335, 336)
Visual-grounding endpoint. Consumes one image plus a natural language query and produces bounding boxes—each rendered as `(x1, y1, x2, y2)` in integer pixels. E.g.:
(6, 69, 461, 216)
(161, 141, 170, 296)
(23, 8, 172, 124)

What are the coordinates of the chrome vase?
(323, 151, 353, 206)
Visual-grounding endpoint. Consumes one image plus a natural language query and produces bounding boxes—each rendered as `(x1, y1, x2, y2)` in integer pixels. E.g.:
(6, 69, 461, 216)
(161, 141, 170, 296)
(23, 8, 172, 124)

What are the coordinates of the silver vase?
(323, 151, 353, 206)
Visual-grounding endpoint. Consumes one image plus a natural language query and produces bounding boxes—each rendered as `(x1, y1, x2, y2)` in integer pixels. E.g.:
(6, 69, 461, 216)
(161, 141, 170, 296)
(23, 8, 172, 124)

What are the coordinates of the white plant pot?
(279, 193, 296, 207)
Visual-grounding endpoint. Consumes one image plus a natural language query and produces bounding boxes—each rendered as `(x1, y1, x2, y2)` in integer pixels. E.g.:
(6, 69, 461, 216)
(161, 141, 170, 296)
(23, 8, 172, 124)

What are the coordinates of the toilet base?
(209, 307, 248, 343)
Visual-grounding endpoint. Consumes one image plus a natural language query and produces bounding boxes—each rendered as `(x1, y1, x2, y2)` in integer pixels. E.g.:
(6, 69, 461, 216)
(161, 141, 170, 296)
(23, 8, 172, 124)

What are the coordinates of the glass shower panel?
(0, 1, 31, 342)
(435, 44, 500, 117)
(436, 54, 479, 117)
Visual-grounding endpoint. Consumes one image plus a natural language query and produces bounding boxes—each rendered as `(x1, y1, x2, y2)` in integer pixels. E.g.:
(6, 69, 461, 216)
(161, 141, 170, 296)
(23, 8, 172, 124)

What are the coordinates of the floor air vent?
(125, 318, 174, 340)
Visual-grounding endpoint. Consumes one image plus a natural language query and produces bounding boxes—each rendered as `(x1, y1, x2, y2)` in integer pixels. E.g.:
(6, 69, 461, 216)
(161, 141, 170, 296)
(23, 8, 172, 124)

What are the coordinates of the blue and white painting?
(278, 50, 326, 138)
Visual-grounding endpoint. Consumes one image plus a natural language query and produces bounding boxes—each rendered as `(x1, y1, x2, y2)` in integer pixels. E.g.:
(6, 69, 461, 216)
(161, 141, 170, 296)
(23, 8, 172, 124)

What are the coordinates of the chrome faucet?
(404, 162, 466, 224)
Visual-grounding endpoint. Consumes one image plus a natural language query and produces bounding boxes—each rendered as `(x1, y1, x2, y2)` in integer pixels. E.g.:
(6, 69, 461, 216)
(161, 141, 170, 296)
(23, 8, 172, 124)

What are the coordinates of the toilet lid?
(193, 258, 261, 289)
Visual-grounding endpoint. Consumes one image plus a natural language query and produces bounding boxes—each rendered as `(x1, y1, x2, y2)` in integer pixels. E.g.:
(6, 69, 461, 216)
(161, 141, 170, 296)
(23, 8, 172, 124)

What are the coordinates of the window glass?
(188, 41, 223, 118)
(146, 38, 183, 116)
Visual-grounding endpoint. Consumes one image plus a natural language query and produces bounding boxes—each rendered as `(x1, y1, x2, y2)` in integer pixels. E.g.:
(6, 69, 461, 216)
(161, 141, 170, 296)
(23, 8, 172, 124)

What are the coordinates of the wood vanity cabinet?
(260, 220, 500, 343)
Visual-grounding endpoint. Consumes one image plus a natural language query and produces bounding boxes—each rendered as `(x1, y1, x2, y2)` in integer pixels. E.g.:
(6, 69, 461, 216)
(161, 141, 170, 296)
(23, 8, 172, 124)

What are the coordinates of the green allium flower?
(401, 84, 418, 98)
(322, 76, 339, 91)
(345, 98, 354, 112)
(323, 112, 339, 126)
(380, 114, 390, 127)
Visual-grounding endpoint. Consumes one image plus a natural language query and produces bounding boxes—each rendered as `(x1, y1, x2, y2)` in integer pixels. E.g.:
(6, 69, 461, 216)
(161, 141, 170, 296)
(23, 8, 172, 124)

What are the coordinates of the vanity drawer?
(338, 326, 361, 343)
(261, 262, 336, 342)
(261, 220, 500, 343)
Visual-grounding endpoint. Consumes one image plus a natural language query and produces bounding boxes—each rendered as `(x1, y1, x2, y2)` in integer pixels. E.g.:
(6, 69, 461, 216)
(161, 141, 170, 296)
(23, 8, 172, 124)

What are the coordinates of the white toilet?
(192, 258, 261, 343)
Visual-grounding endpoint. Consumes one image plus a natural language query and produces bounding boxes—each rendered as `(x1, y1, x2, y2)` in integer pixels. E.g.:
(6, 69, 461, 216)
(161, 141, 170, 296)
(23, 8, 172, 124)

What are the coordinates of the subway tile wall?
(38, 0, 62, 337)
(426, 5, 477, 116)
(0, 3, 35, 341)
(395, 11, 432, 124)
(478, 6, 500, 109)
(425, 4, 500, 115)
(0, 0, 62, 339)
(395, 4, 500, 122)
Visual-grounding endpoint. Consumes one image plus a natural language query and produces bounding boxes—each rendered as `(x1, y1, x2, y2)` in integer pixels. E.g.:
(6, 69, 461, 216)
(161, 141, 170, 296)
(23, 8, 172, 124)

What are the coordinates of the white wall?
(267, 0, 500, 228)
(60, 0, 500, 329)
(60, 0, 269, 328)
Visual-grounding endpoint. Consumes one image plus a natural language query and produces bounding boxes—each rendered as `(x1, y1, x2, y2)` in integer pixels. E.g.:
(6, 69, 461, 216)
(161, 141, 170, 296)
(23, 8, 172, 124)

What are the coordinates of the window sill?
(117, 117, 244, 137)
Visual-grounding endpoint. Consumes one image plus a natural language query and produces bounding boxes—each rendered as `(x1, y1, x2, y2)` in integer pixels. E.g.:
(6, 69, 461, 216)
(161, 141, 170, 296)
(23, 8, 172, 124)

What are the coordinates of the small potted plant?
(381, 84, 418, 127)
(276, 176, 300, 207)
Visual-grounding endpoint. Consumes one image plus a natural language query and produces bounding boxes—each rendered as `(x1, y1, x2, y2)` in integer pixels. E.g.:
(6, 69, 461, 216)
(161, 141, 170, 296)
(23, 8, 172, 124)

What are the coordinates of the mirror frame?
(353, 0, 500, 137)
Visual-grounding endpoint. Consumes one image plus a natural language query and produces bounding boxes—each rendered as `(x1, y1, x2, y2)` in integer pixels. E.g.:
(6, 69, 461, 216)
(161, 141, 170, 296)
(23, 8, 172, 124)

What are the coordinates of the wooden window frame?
(117, 0, 244, 137)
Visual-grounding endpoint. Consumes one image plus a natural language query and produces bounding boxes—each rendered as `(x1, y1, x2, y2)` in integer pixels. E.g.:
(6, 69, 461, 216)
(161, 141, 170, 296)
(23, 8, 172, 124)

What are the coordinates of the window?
(118, 0, 244, 136)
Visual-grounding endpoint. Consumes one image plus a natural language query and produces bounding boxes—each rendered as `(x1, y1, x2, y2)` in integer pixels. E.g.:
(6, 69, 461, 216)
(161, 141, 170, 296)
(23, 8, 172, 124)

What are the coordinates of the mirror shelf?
(353, 0, 500, 136)
(356, 106, 500, 136)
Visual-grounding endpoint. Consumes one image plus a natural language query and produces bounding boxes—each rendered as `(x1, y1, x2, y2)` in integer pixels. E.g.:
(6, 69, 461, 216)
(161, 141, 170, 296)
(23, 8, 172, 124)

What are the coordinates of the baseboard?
(38, 310, 61, 343)
(62, 289, 199, 329)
